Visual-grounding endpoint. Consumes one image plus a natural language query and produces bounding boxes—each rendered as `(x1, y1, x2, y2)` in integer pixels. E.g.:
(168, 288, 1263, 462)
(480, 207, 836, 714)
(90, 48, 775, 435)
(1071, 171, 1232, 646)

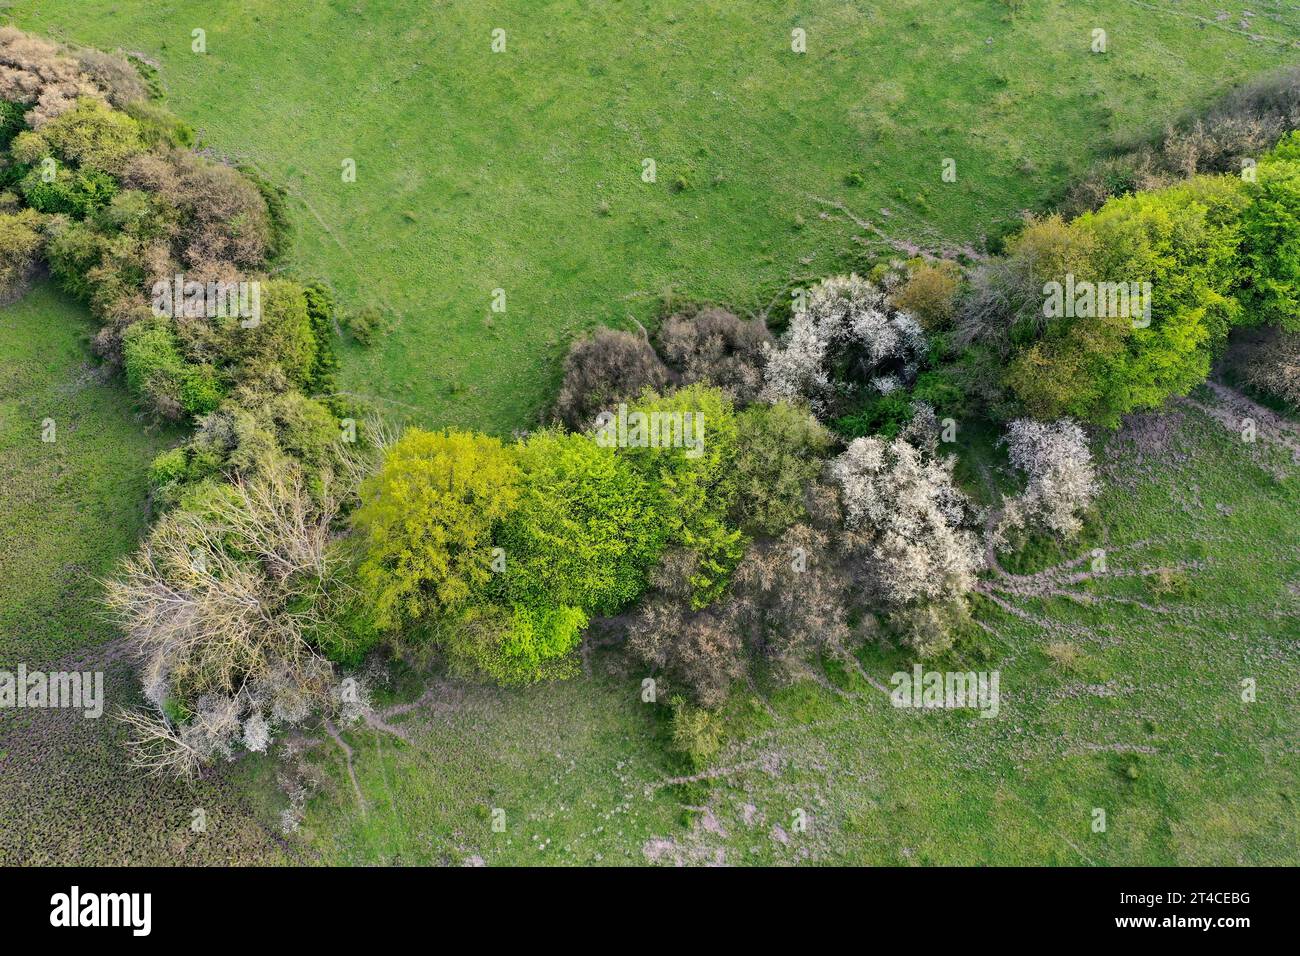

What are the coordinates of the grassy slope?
(11, 0, 1300, 435)
(0, 284, 293, 865)
(0, 283, 175, 665)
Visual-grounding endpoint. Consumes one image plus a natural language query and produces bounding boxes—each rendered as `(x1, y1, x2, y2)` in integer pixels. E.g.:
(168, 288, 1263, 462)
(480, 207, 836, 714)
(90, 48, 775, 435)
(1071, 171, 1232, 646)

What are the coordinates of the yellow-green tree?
(353, 428, 520, 629)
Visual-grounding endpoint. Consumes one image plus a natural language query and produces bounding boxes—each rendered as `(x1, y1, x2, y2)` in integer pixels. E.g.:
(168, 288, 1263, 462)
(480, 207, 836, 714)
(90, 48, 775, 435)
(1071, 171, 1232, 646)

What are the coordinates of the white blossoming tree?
(1000, 418, 1099, 540)
(829, 435, 983, 608)
(762, 273, 927, 416)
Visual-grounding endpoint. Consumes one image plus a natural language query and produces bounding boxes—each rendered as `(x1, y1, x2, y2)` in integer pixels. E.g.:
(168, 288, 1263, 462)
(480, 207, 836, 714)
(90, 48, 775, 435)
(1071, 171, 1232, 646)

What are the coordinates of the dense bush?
(830, 435, 982, 607)
(998, 418, 1099, 541)
(495, 429, 665, 616)
(730, 401, 832, 535)
(886, 599, 972, 659)
(71, 47, 149, 109)
(344, 304, 391, 346)
(615, 384, 744, 607)
(221, 278, 320, 389)
(12, 96, 145, 175)
(302, 281, 341, 393)
(728, 523, 854, 679)
(669, 696, 725, 769)
(656, 306, 771, 403)
(19, 164, 118, 217)
(171, 153, 273, 270)
(959, 214, 1097, 351)
(0, 206, 45, 301)
(122, 317, 221, 418)
(626, 549, 747, 708)
(891, 258, 962, 329)
(353, 428, 521, 630)
(1005, 175, 1249, 426)
(553, 326, 671, 430)
(428, 429, 670, 684)
(628, 522, 859, 706)
(1, 28, 116, 128)
(0, 100, 24, 150)
(1235, 132, 1300, 332)
(762, 273, 927, 418)
(833, 390, 916, 440)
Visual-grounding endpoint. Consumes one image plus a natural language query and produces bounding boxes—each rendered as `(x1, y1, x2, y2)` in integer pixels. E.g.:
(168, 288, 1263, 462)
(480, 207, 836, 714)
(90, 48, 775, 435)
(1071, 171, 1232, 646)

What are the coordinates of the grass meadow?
(12, 0, 1300, 435)
(0, 0, 1297, 863)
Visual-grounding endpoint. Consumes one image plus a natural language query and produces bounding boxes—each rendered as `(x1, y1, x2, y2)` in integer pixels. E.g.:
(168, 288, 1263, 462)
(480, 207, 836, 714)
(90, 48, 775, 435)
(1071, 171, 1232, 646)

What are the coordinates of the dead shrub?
(1229, 326, 1300, 411)
(626, 550, 746, 708)
(1044, 642, 1081, 671)
(553, 326, 672, 430)
(728, 524, 855, 682)
(72, 46, 149, 108)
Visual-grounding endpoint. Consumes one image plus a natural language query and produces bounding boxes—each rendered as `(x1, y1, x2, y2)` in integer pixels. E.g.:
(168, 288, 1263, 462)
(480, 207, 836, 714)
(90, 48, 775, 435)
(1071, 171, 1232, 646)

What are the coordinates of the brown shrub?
(626, 550, 746, 708)
(172, 153, 273, 269)
(1064, 66, 1300, 214)
(729, 524, 854, 680)
(122, 151, 181, 194)
(655, 306, 771, 403)
(72, 47, 149, 108)
(1230, 326, 1300, 411)
(627, 525, 860, 704)
(553, 326, 671, 430)
(0, 27, 104, 126)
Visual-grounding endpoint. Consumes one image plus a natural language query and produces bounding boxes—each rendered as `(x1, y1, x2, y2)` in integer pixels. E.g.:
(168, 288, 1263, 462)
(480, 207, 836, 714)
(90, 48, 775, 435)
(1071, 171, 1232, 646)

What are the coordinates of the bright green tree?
(1007, 174, 1248, 426)
(610, 383, 745, 606)
(353, 428, 520, 629)
(1236, 132, 1300, 332)
(495, 428, 665, 615)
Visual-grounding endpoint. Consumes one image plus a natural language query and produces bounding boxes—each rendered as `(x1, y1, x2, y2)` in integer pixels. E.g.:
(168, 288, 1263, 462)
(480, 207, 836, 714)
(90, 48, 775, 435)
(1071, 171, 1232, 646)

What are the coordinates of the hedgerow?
(8, 24, 1300, 776)
(0, 29, 369, 771)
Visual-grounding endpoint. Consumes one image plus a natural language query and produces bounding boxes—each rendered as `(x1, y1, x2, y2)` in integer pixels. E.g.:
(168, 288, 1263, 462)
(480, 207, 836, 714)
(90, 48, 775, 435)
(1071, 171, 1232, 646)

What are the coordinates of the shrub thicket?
(656, 306, 771, 404)
(0, 30, 364, 772)
(1004, 175, 1249, 426)
(0, 206, 45, 301)
(553, 326, 671, 430)
(20, 23, 1300, 776)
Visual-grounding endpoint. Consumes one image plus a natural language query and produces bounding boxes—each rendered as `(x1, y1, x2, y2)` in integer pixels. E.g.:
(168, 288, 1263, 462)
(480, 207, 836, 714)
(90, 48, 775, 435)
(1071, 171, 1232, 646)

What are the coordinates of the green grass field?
(0, 283, 177, 666)
(12, 0, 1300, 436)
(1, 0, 1297, 864)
